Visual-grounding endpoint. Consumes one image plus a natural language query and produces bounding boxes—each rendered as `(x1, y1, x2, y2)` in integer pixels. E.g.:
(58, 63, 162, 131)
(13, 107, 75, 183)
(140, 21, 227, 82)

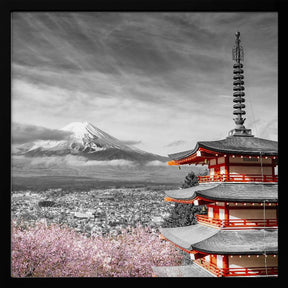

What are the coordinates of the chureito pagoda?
(152, 32, 278, 278)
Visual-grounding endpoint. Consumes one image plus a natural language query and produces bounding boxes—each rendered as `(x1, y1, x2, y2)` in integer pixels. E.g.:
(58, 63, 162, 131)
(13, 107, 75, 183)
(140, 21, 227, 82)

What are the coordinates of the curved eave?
(168, 136, 278, 163)
(160, 225, 278, 255)
(164, 182, 278, 204)
(152, 264, 215, 277)
(165, 183, 219, 198)
(196, 183, 278, 203)
(168, 143, 200, 162)
(160, 224, 219, 251)
(193, 229, 278, 255)
(199, 145, 278, 157)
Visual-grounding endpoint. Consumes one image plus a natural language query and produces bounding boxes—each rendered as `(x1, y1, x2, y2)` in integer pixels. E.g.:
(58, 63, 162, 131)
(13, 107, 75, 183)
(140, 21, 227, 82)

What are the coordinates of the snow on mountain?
(18, 121, 168, 163)
(61, 121, 144, 153)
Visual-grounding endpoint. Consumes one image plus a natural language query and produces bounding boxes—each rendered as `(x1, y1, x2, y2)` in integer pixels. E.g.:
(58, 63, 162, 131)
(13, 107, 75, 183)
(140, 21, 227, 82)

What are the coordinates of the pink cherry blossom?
(11, 221, 182, 277)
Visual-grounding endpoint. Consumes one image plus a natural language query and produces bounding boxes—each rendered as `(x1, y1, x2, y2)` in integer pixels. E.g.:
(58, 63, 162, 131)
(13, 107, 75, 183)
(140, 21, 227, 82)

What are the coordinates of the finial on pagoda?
(228, 32, 253, 137)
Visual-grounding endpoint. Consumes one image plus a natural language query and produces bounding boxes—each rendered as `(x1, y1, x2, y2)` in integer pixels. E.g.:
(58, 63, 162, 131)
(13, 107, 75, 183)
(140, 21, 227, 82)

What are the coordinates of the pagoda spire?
(228, 32, 253, 137)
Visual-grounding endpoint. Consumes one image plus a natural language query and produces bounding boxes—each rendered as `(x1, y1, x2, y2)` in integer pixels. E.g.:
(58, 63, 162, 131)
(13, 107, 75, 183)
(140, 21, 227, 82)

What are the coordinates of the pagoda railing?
(196, 215, 223, 227)
(198, 173, 278, 183)
(224, 266, 278, 277)
(196, 215, 278, 228)
(195, 259, 278, 277)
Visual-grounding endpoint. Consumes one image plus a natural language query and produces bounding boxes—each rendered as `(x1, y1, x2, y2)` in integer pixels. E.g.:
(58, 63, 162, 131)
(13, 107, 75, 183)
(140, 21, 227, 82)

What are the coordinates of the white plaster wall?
(229, 166, 272, 175)
(229, 209, 276, 220)
(209, 167, 214, 176)
(229, 255, 278, 268)
(217, 255, 223, 268)
(218, 157, 225, 164)
(210, 159, 216, 166)
(205, 255, 210, 262)
(208, 207, 213, 218)
(220, 165, 226, 174)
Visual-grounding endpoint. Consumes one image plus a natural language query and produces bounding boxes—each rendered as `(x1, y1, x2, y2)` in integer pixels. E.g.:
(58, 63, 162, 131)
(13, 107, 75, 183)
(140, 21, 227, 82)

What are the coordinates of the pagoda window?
(218, 157, 225, 164)
(209, 167, 215, 177)
(217, 255, 224, 269)
(208, 206, 214, 218)
(219, 208, 225, 220)
(220, 166, 226, 175)
(210, 159, 217, 166)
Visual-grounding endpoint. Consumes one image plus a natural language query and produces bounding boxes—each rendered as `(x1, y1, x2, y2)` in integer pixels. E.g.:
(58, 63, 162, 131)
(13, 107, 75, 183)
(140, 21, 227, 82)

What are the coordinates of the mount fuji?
(17, 122, 168, 163)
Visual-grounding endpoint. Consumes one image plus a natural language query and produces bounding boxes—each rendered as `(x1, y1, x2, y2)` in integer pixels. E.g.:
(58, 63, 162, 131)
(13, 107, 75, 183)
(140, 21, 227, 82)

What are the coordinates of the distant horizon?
(12, 12, 278, 156)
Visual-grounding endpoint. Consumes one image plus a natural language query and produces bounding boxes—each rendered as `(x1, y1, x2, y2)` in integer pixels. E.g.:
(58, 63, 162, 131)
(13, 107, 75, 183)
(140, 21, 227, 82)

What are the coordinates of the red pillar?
(222, 255, 228, 276)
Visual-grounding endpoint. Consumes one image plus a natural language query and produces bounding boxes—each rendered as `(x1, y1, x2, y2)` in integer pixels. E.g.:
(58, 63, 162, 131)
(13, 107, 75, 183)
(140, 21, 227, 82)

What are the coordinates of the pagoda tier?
(168, 136, 277, 164)
(160, 225, 277, 254)
(152, 263, 278, 277)
(155, 225, 278, 277)
(168, 136, 278, 183)
(164, 182, 278, 204)
(164, 182, 278, 229)
(152, 32, 278, 278)
(152, 258, 278, 277)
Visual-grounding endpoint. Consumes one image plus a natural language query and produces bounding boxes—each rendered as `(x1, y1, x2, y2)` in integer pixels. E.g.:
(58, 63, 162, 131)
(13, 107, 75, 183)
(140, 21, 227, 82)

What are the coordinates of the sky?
(11, 12, 278, 156)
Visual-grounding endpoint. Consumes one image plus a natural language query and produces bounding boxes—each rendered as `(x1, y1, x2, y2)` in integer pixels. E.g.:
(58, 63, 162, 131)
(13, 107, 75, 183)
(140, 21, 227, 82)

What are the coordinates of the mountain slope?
(18, 122, 168, 163)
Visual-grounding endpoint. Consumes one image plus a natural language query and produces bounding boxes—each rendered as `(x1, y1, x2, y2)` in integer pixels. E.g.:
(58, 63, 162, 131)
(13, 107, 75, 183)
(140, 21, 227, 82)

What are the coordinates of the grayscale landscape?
(10, 12, 277, 277)
(11, 120, 208, 234)
(11, 12, 277, 237)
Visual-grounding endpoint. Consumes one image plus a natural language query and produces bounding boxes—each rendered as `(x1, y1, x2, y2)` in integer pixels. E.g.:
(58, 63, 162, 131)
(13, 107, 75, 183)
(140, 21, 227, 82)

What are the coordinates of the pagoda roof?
(160, 225, 278, 254)
(152, 264, 214, 277)
(160, 224, 219, 251)
(165, 182, 218, 200)
(165, 182, 278, 203)
(193, 229, 278, 255)
(168, 136, 278, 161)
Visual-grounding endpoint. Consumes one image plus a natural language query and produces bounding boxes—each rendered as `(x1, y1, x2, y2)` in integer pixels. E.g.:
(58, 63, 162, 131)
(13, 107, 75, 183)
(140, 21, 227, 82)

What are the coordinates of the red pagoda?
(152, 32, 278, 277)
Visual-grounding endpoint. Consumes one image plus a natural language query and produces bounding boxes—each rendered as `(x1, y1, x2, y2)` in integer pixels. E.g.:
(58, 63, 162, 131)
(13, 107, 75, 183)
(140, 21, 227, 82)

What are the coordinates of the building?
(152, 32, 278, 277)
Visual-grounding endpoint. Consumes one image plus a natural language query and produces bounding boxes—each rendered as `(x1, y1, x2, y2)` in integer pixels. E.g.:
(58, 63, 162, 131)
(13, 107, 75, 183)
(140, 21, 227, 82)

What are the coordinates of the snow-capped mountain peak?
(61, 122, 105, 143)
(61, 122, 91, 140)
(17, 121, 168, 163)
(60, 121, 139, 152)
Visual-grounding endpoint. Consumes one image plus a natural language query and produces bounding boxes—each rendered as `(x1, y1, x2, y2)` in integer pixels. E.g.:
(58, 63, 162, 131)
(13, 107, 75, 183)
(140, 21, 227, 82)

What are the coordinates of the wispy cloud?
(11, 12, 278, 155)
(13, 155, 138, 168)
(165, 140, 188, 148)
(13, 154, 173, 170)
(145, 160, 168, 167)
(12, 123, 72, 144)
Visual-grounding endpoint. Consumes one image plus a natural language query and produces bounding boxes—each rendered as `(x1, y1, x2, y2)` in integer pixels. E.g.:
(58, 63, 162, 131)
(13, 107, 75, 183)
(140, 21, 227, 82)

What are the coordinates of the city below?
(11, 186, 176, 236)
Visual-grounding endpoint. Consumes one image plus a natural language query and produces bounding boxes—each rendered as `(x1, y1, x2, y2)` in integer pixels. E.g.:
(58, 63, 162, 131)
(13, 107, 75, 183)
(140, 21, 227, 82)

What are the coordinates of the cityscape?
(11, 187, 176, 236)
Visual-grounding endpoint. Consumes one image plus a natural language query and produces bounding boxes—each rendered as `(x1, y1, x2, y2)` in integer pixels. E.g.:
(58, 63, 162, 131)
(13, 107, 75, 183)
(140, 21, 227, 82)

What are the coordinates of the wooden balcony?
(225, 266, 278, 277)
(195, 259, 278, 277)
(196, 215, 223, 227)
(196, 214, 278, 228)
(198, 173, 278, 183)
